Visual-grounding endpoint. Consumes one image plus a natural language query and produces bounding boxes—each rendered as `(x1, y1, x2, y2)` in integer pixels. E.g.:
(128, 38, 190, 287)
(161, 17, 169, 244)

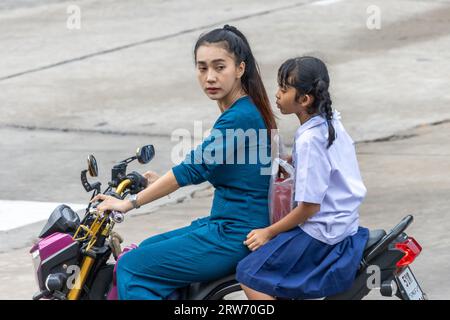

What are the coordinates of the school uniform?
(116, 96, 271, 300)
(236, 112, 370, 299)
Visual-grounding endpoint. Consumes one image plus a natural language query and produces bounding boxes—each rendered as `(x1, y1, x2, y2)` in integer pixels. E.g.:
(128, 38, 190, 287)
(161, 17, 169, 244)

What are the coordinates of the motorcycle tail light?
(395, 237, 422, 268)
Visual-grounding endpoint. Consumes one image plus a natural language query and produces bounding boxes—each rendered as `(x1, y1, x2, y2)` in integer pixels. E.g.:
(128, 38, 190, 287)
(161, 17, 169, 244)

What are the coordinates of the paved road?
(0, 0, 449, 299)
(2, 120, 450, 299)
(1, 0, 449, 203)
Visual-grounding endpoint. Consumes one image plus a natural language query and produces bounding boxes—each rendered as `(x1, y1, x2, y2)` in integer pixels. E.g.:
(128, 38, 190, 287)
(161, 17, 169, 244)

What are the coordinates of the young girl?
(236, 56, 369, 300)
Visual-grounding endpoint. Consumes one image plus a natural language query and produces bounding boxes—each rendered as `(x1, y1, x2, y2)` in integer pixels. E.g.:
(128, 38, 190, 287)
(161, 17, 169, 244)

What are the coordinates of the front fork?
(67, 179, 131, 300)
(67, 256, 95, 300)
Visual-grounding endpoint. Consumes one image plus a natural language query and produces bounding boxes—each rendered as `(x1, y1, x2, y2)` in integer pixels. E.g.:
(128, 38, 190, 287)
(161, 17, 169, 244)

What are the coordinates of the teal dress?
(116, 96, 271, 299)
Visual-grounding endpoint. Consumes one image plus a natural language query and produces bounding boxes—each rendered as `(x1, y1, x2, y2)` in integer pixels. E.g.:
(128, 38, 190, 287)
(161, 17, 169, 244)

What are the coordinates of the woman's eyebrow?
(196, 59, 226, 64)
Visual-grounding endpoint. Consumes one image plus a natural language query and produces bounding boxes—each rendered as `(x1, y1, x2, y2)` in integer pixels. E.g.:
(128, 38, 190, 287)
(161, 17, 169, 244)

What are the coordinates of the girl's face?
(275, 85, 314, 115)
(275, 86, 300, 115)
(195, 44, 244, 101)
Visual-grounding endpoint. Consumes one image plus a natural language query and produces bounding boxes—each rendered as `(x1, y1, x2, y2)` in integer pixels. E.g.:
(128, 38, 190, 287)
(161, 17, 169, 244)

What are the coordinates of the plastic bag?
(268, 158, 295, 224)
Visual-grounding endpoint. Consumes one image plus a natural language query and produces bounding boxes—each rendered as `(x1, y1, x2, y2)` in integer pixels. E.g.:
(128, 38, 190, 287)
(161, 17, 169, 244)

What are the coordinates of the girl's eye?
(216, 65, 225, 71)
(198, 67, 207, 72)
(277, 86, 286, 93)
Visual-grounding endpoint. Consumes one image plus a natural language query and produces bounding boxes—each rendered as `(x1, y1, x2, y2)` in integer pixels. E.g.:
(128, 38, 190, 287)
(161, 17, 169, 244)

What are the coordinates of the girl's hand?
(90, 194, 133, 214)
(278, 165, 288, 179)
(143, 170, 160, 185)
(278, 154, 292, 179)
(244, 228, 275, 251)
(286, 154, 292, 164)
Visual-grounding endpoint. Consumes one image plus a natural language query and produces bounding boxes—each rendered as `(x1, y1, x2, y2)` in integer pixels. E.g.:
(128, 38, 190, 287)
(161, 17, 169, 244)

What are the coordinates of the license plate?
(396, 267, 426, 300)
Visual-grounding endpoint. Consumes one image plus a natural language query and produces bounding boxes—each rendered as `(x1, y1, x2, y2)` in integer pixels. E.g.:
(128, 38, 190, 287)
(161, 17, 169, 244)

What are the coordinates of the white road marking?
(0, 200, 85, 231)
(311, 0, 344, 6)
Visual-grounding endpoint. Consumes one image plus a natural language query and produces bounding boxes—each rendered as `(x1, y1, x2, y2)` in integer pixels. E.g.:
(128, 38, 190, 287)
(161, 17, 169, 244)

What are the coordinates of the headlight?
(31, 250, 41, 289)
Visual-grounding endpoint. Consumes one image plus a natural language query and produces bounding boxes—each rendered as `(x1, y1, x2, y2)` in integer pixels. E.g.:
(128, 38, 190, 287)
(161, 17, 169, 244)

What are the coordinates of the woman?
(92, 25, 277, 300)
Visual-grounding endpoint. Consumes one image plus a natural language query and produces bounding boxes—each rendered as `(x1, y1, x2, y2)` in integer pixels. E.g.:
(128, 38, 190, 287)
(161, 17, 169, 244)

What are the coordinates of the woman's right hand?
(143, 170, 160, 185)
(91, 194, 133, 214)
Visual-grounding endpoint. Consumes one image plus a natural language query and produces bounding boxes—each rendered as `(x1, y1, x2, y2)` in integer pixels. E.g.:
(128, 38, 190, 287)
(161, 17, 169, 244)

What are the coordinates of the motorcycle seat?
(168, 229, 388, 300)
(170, 273, 238, 300)
(364, 229, 386, 251)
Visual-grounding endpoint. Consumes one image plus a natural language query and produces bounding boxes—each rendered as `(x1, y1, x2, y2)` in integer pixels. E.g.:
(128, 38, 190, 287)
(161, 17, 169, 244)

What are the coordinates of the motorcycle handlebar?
(89, 203, 125, 224)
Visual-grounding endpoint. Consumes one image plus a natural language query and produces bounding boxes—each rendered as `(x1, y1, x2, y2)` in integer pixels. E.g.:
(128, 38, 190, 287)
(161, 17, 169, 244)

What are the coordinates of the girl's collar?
(295, 114, 326, 138)
(295, 110, 341, 138)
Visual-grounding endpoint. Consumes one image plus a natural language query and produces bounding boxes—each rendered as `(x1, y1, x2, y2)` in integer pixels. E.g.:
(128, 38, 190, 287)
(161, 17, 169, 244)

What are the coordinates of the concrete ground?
(1, 121, 449, 299)
(0, 0, 449, 299)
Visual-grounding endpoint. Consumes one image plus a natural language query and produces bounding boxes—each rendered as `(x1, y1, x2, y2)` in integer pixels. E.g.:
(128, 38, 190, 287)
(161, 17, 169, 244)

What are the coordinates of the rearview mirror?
(87, 155, 98, 177)
(136, 145, 155, 164)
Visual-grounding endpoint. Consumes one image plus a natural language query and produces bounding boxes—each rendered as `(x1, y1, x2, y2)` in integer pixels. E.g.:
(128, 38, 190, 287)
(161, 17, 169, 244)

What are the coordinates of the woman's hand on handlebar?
(143, 170, 160, 185)
(91, 194, 133, 214)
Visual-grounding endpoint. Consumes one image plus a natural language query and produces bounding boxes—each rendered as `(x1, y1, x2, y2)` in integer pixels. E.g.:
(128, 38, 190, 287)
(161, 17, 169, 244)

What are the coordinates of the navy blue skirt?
(236, 226, 369, 299)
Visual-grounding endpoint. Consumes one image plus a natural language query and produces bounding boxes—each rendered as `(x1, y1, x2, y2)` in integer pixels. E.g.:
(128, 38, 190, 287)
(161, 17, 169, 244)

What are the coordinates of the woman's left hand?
(244, 228, 274, 251)
(143, 170, 160, 185)
(91, 194, 133, 214)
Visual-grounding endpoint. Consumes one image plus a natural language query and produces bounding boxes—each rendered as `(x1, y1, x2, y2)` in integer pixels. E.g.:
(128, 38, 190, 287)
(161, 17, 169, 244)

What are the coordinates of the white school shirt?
(292, 111, 367, 245)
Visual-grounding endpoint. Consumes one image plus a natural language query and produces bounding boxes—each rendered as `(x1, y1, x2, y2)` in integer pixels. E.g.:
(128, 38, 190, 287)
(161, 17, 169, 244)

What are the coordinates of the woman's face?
(195, 44, 244, 101)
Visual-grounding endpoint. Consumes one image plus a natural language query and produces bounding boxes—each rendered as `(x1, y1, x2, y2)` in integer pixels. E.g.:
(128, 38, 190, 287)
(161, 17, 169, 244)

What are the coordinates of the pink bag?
(269, 158, 295, 224)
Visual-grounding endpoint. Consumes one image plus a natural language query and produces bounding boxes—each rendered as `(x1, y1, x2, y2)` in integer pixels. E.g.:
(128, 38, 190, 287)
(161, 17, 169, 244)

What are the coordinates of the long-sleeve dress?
(116, 96, 271, 299)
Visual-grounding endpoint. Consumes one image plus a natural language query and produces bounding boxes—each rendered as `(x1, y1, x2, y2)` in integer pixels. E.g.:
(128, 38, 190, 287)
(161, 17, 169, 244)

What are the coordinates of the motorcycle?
(30, 145, 427, 300)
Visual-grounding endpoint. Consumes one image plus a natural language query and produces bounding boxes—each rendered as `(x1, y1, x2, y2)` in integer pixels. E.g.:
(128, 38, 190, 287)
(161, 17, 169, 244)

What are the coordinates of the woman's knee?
(116, 246, 159, 278)
(116, 252, 132, 285)
(116, 255, 132, 299)
(139, 235, 161, 247)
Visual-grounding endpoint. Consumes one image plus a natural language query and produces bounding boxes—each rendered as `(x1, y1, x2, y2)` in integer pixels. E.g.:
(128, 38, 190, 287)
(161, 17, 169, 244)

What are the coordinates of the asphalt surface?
(0, 0, 449, 299)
